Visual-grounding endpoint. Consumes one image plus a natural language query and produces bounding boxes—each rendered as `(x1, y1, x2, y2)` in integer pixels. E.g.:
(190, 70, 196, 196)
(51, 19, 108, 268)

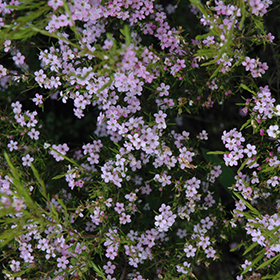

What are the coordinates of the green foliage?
(201, 148, 235, 192)
(1, 0, 280, 279)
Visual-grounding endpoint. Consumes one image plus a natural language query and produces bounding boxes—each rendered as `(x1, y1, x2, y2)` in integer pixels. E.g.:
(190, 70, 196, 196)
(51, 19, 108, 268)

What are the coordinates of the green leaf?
(234, 209, 254, 220)
(262, 275, 275, 279)
(30, 163, 45, 192)
(120, 25, 131, 46)
(17, 7, 48, 24)
(0, 229, 20, 249)
(106, 33, 117, 51)
(233, 192, 261, 216)
(190, 0, 220, 36)
(96, 79, 113, 94)
(254, 17, 264, 33)
(7, 4, 33, 9)
(195, 33, 212, 41)
(4, 152, 35, 209)
(49, 147, 83, 168)
(243, 242, 258, 255)
(238, 0, 246, 30)
(195, 48, 216, 59)
(0, 213, 32, 248)
(52, 173, 69, 180)
(209, 63, 224, 80)
(260, 166, 276, 174)
(4, 152, 21, 181)
(237, 158, 249, 174)
(240, 84, 256, 94)
(56, 198, 68, 214)
(272, 271, 280, 280)
(240, 118, 252, 131)
(207, 151, 227, 155)
(90, 262, 107, 280)
(257, 254, 280, 270)
(242, 248, 265, 274)
(51, 203, 60, 221)
(230, 243, 242, 252)
(1, 4, 50, 42)
(28, 25, 80, 49)
(62, 0, 82, 42)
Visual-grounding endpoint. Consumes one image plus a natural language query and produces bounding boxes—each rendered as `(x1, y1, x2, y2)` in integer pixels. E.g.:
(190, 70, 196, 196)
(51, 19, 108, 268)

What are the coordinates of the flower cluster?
(0, 0, 280, 280)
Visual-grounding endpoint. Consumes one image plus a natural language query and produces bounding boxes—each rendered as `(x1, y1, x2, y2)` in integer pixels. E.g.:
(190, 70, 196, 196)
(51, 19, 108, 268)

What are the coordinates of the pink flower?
(50, 143, 69, 161)
(22, 154, 34, 166)
(267, 32, 275, 42)
(7, 140, 18, 152)
(114, 202, 124, 214)
(11, 101, 22, 114)
(32, 93, 43, 106)
(267, 125, 279, 138)
(47, 0, 63, 10)
(103, 261, 116, 274)
(34, 69, 47, 86)
(224, 153, 238, 166)
(28, 128, 40, 140)
(242, 57, 255, 71)
(12, 51, 25, 66)
(105, 248, 117, 260)
(244, 144, 257, 157)
(241, 259, 252, 271)
(205, 247, 216, 258)
(57, 256, 69, 269)
(249, 0, 264, 16)
(119, 213, 131, 224)
(184, 244, 196, 257)
(198, 236, 210, 249)
(155, 214, 167, 231)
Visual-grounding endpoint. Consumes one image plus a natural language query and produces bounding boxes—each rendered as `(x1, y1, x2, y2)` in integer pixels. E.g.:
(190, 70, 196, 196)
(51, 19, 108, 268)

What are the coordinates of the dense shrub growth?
(1, 0, 280, 279)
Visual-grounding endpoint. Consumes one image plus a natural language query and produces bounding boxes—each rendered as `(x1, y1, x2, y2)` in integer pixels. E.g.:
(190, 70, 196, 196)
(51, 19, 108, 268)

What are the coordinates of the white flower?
(44, 142, 51, 149)
(267, 124, 279, 138)
(275, 104, 280, 116)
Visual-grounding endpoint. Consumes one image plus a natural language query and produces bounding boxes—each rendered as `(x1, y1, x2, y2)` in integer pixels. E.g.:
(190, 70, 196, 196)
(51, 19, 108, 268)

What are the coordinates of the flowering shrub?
(0, 0, 280, 279)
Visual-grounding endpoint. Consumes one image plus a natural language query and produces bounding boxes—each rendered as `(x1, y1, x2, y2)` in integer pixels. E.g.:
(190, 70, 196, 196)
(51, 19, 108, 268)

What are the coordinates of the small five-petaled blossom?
(22, 154, 34, 167)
